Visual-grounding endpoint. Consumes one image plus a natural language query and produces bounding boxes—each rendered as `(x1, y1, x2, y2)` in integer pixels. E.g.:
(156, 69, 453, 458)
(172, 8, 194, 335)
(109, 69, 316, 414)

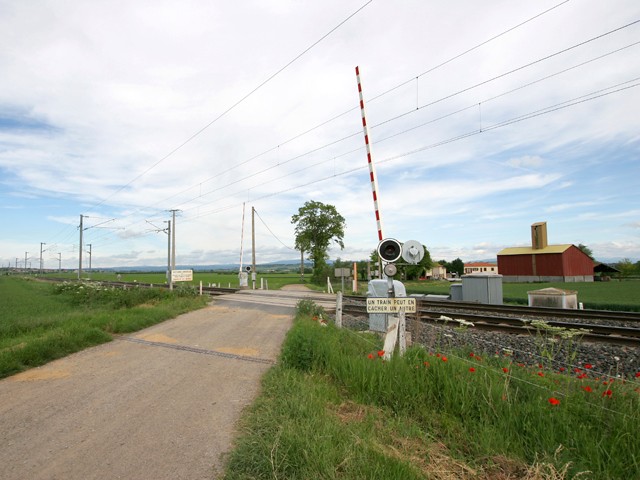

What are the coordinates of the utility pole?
(87, 244, 92, 278)
(169, 209, 179, 291)
(166, 220, 171, 285)
(58, 253, 62, 272)
(78, 214, 84, 280)
(300, 249, 304, 282)
(251, 206, 256, 289)
(24, 252, 28, 272)
(40, 242, 46, 274)
(15, 258, 18, 269)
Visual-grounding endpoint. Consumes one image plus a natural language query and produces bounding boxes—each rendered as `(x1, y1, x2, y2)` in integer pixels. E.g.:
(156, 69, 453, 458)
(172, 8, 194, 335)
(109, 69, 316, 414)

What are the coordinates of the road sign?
(171, 269, 193, 282)
(366, 297, 416, 313)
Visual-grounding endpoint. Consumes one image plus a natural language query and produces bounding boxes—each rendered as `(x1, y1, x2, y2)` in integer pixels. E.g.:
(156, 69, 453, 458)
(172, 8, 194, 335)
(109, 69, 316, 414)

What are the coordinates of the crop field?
(41, 270, 305, 291)
(0, 276, 208, 379)
(40, 271, 640, 310)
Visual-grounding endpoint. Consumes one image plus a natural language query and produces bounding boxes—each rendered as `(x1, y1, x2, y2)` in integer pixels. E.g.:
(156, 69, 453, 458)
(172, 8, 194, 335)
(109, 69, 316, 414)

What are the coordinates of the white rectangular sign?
(366, 297, 416, 313)
(171, 269, 193, 282)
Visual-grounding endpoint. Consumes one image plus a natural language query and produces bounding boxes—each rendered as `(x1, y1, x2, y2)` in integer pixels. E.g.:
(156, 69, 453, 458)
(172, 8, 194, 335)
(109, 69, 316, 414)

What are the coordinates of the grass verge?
(0, 276, 208, 379)
(222, 301, 640, 479)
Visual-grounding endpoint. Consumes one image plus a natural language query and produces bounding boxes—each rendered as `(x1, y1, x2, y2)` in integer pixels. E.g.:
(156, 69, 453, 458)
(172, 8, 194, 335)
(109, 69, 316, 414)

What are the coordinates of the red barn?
(497, 222, 594, 283)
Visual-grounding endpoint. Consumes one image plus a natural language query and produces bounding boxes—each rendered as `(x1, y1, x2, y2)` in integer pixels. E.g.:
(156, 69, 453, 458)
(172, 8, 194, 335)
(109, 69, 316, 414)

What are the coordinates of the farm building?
(497, 222, 594, 283)
(424, 263, 447, 279)
(464, 262, 499, 274)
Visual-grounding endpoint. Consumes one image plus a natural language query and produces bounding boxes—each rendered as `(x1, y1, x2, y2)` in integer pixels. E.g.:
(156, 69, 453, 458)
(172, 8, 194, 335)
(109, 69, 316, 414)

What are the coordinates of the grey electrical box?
(461, 273, 503, 305)
(450, 283, 463, 301)
(367, 279, 407, 332)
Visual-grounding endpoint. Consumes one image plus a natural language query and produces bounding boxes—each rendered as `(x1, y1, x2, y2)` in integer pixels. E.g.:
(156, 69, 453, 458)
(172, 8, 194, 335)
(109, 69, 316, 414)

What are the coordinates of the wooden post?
(352, 262, 358, 293)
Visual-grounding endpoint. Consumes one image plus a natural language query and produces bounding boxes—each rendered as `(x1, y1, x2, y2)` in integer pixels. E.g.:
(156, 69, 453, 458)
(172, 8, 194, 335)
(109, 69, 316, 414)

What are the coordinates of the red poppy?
(469, 352, 475, 358)
(537, 372, 545, 377)
(559, 367, 566, 372)
(367, 353, 374, 359)
(577, 373, 587, 379)
(441, 356, 448, 362)
(603, 389, 613, 398)
(582, 386, 593, 392)
(635, 372, 640, 378)
(423, 361, 430, 367)
(584, 364, 593, 369)
(377, 350, 385, 357)
(517, 363, 525, 368)
(538, 364, 543, 369)
(502, 368, 509, 373)
(548, 397, 560, 406)
(436, 353, 441, 358)
(574, 368, 582, 373)
(469, 367, 476, 372)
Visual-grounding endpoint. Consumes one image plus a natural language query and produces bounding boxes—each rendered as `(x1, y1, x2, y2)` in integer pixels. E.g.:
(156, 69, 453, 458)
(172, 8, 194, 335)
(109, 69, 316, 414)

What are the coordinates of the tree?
(438, 258, 464, 277)
(398, 244, 432, 280)
(291, 200, 346, 284)
(616, 258, 635, 278)
(577, 244, 594, 259)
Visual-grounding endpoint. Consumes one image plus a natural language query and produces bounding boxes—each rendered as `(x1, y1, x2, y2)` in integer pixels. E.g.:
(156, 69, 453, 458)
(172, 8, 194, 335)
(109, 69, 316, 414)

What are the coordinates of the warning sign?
(171, 269, 193, 282)
(366, 297, 416, 313)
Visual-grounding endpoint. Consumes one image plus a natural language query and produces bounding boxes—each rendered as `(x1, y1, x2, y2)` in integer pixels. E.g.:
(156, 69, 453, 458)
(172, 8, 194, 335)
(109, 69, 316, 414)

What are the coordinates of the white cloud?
(1, 0, 639, 268)
(505, 155, 544, 169)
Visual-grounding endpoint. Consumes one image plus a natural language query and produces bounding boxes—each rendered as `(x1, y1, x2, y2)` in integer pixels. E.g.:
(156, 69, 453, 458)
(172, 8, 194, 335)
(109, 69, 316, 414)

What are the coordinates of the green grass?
(343, 279, 640, 311)
(0, 276, 208, 378)
(39, 270, 307, 291)
(223, 302, 640, 479)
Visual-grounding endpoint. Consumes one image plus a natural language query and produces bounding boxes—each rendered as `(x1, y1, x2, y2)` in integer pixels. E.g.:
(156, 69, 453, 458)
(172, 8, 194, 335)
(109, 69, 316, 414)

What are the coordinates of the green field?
(39, 270, 640, 311)
(40, 270, 306, 291)
(400, 279, 640, 311)
(0, 276, 208, 379)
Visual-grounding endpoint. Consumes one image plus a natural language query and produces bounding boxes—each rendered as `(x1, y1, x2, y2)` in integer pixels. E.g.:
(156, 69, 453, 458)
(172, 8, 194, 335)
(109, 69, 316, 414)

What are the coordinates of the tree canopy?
(291, 200, 346, 283)
(438, 258, 464, 277)
(577, 244, 594, 259)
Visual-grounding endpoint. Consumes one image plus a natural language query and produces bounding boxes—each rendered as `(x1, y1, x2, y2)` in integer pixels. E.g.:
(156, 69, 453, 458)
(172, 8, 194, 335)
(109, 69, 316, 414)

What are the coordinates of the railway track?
(342, 296, 640, 347)
(34, 278, 640, 346)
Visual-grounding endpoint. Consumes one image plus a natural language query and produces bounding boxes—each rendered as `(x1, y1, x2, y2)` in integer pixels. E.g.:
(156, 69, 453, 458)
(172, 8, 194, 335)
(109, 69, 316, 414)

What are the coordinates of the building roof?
(464, 261, 497, 266)
(497, 244, 573, 256)
(593, 262, 621, 273)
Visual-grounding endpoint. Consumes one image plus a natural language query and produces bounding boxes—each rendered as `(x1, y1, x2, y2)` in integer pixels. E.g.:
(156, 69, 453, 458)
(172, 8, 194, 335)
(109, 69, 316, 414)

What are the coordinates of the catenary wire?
(176, 42, 640, 216)
(43, 8, 637, 257)
(180, 78, 639, 221)
(110, 0, 576, 223)
(84, 1, 373, 213)
(254, 209, 296, 250)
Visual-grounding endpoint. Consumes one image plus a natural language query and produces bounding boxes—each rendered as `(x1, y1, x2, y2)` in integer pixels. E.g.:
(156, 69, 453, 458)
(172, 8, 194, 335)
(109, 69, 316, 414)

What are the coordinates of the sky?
(1, 0, 639, 271)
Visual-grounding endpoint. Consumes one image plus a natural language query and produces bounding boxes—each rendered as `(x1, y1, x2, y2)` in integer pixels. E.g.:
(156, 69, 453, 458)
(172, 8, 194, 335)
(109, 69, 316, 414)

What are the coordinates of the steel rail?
(343, 295, 640, 322)
(340, 302, 640, 347)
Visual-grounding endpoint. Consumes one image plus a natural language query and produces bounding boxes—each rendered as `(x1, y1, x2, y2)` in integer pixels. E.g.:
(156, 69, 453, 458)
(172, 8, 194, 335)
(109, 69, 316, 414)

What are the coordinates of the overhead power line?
(254, 209, 295, 250)
(86, 0, 373, 213)
(105, 0, 575, 224)
(174, 39, 640, 215)
(181, 78, 640, 221)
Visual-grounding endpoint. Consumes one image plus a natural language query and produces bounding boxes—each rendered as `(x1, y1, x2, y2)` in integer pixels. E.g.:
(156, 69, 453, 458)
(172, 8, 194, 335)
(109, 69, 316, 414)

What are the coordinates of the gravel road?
(0, 298, 294, 480)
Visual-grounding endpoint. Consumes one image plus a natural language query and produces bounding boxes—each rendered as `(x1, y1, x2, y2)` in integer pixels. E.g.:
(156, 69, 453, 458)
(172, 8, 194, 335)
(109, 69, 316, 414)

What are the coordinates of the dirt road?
(0, 298, 294, 480)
